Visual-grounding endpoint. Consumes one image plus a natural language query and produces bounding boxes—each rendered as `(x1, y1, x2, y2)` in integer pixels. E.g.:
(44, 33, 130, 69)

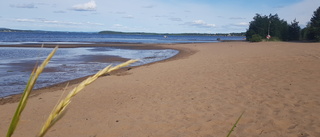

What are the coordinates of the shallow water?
(0, 47, 179, 97)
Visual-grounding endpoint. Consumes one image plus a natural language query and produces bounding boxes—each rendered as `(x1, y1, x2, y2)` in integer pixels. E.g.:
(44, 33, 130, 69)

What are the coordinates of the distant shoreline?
(0, 28, 246, 36)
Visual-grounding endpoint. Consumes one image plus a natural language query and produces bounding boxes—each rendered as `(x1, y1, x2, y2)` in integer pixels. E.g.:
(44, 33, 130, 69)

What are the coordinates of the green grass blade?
(226, 111, 245, 137)
(6, 46, 58, 137)
(6, 70, 35, 137)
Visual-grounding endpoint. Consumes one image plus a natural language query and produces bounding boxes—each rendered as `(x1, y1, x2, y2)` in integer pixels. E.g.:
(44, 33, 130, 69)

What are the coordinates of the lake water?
(0, 32, 245, 45)
(0, 32, 244, 97)
(0, 47, 178, 97)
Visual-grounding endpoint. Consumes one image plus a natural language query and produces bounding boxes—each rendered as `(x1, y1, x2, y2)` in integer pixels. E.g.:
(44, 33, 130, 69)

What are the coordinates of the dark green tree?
(246, 14, 269, 41)
(307, 6, 320, 41)
(268, 14, 289, 41)
(246, 13, 289, 41)
(288, 19, 301, 41)
(301, 22, 311, 40)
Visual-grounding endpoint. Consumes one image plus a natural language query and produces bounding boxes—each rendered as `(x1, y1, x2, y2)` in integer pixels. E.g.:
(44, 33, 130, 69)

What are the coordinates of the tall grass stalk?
(6, 46, 58, 137)
(226, 111, 245, 137)
(37, 59, 138, 137)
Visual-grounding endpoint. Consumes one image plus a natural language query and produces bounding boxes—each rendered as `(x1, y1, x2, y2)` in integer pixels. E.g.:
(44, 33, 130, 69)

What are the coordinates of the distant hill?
(0, 28, 36, 32)
(0, 28, 83, 33)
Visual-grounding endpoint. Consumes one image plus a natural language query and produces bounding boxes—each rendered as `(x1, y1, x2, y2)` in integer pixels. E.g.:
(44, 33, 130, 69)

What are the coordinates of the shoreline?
(1, 42, 320, 136)
(0, 43, 196, 105)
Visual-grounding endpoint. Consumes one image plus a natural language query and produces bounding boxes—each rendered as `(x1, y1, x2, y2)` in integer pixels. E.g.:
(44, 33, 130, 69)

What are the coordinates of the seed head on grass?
(6, 46, 58, 137)
(37, 59, 138, 137)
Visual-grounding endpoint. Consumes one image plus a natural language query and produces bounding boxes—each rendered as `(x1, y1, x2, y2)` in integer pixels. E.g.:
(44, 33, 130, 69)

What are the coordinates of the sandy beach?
(1, 42, 320, 137)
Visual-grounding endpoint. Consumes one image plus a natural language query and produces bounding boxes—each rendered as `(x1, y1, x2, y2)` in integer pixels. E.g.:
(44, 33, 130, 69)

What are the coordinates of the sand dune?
(1, 42, 320, 137)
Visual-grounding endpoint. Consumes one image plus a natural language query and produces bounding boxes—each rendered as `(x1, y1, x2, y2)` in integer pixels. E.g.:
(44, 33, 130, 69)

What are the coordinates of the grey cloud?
(142, 5, 155, 8)
(123, 15, 134, 19)
(54, 11, 67, 13)
(232, 22, 249, 27)
(229, 17, 246, 20)
(169, 18, 182, 21)
(185, 20, 216, 28)
(116, 11, 126, 14)
(10, 3, 37, 9)
(154, 15, 168, 18)
(14, 18, 104, 26)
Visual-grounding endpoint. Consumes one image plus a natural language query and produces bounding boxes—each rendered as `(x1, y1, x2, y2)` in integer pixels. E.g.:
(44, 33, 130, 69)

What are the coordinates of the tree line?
(246, 6, 320, 42)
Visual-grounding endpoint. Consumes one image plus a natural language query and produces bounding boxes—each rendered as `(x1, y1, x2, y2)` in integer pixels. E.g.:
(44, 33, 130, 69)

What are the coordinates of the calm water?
(0, 32, 245, 45)
(0, 47, 178, 97)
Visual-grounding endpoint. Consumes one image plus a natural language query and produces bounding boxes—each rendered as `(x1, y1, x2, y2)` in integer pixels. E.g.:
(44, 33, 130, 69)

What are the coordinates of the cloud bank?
(190, 20, 216, 28)
(72, 0, 97, 11)
(14, 18, 103, 26)
(10, 3, 37, 9)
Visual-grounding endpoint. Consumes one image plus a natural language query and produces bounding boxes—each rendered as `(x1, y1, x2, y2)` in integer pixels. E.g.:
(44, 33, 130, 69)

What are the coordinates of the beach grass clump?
(249, 34, 262, 42)
(5, 46, 137, 137)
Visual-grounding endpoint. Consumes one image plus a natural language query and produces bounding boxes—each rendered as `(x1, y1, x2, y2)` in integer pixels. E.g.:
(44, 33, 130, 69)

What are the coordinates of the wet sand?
(1, 42, 320, 137)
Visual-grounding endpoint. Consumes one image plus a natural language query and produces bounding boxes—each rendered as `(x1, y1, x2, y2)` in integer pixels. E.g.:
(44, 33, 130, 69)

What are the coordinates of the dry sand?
(1, 42, 320, 137)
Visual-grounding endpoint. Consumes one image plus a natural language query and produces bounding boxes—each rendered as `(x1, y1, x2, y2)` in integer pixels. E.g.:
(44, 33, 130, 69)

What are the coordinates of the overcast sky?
(0, 0, 319, 33)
